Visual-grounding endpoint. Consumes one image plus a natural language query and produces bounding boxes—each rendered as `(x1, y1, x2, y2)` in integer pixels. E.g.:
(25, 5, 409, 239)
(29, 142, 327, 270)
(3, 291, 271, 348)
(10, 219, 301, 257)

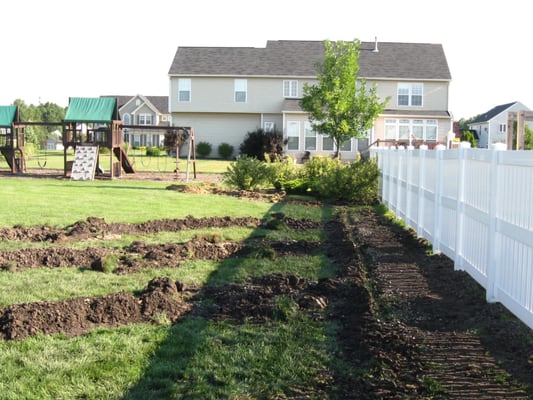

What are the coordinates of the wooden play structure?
(0, 105, 26, 173)
(63, 97, 135, 180)
(1, 98, 197, 181)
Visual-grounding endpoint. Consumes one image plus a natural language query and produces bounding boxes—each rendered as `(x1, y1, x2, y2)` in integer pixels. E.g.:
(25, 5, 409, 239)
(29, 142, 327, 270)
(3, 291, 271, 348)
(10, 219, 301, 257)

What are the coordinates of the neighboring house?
(46, 130, 64, 150)
(167, 40, 453, 160)
(103, 95, 171, 148)
(467, 101, 530, 148)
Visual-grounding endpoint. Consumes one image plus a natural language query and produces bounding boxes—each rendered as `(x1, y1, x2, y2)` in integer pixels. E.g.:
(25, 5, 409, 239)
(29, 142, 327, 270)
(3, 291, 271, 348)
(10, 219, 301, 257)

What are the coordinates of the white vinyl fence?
(371, 144, 533, 330)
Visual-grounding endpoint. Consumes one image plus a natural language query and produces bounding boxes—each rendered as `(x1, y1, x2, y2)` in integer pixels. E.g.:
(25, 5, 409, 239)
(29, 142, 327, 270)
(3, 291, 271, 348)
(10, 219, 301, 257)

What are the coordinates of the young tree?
(300, 40, 389, 157)
(460, 130, 477, 148)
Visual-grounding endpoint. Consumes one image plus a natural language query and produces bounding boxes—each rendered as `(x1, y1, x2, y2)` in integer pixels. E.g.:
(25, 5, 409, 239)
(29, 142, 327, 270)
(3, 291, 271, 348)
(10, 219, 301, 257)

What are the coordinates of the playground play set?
(0, 97, 195, 180)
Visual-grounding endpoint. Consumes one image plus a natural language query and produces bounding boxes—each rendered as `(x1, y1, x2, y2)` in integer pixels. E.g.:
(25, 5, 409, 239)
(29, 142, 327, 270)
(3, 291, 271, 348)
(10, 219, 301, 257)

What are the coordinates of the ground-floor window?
(322, 136, 334, 151)
(287, 120, 363, 153)
(320, 135, 354, 152)
(287, 121, 300, 150)
(304, 122, 317, 150)
(384, 119, 438, 142)
(340, 139, 352, 152)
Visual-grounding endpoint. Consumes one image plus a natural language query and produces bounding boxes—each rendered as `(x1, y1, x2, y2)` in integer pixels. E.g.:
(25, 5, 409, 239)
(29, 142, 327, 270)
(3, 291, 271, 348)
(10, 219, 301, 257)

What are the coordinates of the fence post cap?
(491, 142, 507, 151)
(459, 141, 471, 148)
(435, 144, 446, 150)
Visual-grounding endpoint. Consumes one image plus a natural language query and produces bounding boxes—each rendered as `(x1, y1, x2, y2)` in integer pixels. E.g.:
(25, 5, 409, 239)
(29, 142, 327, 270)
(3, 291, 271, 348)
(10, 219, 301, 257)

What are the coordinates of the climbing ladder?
(70, 146, 99, 180)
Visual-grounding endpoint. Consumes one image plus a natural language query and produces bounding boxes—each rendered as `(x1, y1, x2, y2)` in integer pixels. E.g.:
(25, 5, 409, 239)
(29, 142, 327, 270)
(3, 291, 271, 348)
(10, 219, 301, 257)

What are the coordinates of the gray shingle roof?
(168, 40, 451, 80)
(469, 101, 518, 123)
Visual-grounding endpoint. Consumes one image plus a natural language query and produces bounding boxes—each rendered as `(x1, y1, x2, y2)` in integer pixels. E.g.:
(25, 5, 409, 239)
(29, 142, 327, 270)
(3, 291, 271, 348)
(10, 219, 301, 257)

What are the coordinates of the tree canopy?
(300, 40, 388, 157)
(13, 99, 65, 147)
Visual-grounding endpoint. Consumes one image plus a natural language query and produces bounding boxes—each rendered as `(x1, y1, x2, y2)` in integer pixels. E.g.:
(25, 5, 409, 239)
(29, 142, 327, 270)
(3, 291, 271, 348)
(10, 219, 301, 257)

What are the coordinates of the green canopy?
(64, 97, 117, 123)
(0, 105, 17, 127)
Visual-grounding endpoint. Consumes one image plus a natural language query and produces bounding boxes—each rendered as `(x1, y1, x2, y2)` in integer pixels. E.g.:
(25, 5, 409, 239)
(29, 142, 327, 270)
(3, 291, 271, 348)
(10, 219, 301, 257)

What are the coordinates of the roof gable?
(168, 40, 451, 81)
(470, 101, 520, 124)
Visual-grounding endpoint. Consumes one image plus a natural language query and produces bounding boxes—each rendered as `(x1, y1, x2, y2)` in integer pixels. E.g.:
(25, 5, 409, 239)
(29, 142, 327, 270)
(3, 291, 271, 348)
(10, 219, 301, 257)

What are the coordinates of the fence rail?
(371, 145, 533, 329)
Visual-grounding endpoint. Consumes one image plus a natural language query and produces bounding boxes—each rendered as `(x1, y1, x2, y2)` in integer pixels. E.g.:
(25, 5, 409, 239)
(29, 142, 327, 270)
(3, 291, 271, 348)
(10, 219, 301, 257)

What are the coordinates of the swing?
(140, 148, 152, 167)
(37, 146, 48, 169)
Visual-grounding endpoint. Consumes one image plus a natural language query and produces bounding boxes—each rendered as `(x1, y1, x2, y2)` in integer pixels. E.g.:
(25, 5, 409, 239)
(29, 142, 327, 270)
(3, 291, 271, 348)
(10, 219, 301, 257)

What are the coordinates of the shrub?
(264, 154, 301, 191)
(146, 146, 161, 157)
(460, 130, 477, 148)
(196, 141, 212, 158)
(239, 129, 284, 161)
(302, 156, 379, 204)
(339, 159, 380, 204)
(218, 143, 234, 159)
(223, 156, 270, 190)
(164, 129, 189, 156)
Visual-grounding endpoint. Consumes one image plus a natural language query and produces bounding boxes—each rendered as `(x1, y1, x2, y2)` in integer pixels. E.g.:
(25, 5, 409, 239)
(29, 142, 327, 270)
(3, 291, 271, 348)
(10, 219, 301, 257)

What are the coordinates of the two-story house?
(167, 40, 452, 160)
(104, 95, 171, 148)
(467, 101, 530, 148)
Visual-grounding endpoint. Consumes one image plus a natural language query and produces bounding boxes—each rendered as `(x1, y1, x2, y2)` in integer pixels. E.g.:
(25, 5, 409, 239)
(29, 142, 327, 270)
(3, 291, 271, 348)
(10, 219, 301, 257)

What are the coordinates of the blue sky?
(1, 0, 531, 120)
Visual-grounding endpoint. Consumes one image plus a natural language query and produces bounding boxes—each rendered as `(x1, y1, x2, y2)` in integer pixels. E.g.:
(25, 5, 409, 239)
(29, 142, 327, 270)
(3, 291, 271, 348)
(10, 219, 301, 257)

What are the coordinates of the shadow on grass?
(121, 198, 341, 399)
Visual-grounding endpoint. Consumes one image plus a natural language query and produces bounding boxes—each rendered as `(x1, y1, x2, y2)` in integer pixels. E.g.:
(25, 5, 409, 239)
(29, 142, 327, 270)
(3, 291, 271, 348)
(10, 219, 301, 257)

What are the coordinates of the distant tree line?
(12, 99, 66, 148)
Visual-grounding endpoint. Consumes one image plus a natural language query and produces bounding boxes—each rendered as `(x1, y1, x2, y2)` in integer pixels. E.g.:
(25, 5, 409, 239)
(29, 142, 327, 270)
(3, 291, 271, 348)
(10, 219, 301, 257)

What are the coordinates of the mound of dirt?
(0, 277, 191, 340)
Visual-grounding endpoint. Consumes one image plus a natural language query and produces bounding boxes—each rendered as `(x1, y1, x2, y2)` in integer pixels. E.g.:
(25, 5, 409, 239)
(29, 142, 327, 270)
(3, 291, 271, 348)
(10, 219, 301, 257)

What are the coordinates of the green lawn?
(0, 178, 274, 227)
(0, 177, 353, 399)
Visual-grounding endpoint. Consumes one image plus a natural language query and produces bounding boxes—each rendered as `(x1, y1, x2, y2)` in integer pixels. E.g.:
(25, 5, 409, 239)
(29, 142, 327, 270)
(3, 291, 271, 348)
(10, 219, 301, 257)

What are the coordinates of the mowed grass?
(0, 177, 347, 399)
(0, 178, 273, 227)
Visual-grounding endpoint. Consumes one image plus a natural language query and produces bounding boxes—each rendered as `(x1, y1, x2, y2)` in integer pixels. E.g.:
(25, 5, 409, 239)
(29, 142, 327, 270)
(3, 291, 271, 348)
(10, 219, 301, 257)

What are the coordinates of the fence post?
(432, 144, 446, 254)
(454, 142, 471, 270)
(486, 142, 506, 302)
(406, 145, 415, 225)
(396, 146, 405, 220)
(382, 148, 392, 208)
(417, 145, 428, 238)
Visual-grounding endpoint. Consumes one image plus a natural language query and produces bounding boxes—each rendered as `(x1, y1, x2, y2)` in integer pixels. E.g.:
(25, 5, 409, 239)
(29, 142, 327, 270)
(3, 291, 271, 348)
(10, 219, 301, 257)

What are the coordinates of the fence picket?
(371, 145, 533, 329)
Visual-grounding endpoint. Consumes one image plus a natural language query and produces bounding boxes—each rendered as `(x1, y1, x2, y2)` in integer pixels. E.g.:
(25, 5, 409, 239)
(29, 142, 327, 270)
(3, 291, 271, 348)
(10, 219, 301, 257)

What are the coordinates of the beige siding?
(171, 113, 262, 158)
(169, 77, 317, 114)
(371, 79, 449, 111)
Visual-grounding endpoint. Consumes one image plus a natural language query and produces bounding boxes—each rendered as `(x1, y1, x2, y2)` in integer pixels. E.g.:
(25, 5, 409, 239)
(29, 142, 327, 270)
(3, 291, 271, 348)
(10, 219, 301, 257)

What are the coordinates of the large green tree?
(300, 40, 388, 157)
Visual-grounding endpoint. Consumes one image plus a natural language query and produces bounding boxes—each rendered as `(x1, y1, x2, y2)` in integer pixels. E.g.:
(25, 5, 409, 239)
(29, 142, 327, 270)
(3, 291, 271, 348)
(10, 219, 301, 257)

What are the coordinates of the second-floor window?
(234, 79, 247, 102)
(283, 80, 298, 98)
(397, 83, 423, 106)
(178, 78, 191, 102)
(499, 123, 507, 133)
(138, 114, 153, 125)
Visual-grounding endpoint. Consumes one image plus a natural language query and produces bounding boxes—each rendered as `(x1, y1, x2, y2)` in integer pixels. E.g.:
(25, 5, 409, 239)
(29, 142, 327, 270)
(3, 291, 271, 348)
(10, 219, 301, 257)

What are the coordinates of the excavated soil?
(0, 202, 532, 398)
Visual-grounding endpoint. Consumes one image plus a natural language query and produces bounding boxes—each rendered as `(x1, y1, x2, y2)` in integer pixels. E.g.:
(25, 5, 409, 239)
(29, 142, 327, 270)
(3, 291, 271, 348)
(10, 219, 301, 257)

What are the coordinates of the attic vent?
(373, 36, 379, 52)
